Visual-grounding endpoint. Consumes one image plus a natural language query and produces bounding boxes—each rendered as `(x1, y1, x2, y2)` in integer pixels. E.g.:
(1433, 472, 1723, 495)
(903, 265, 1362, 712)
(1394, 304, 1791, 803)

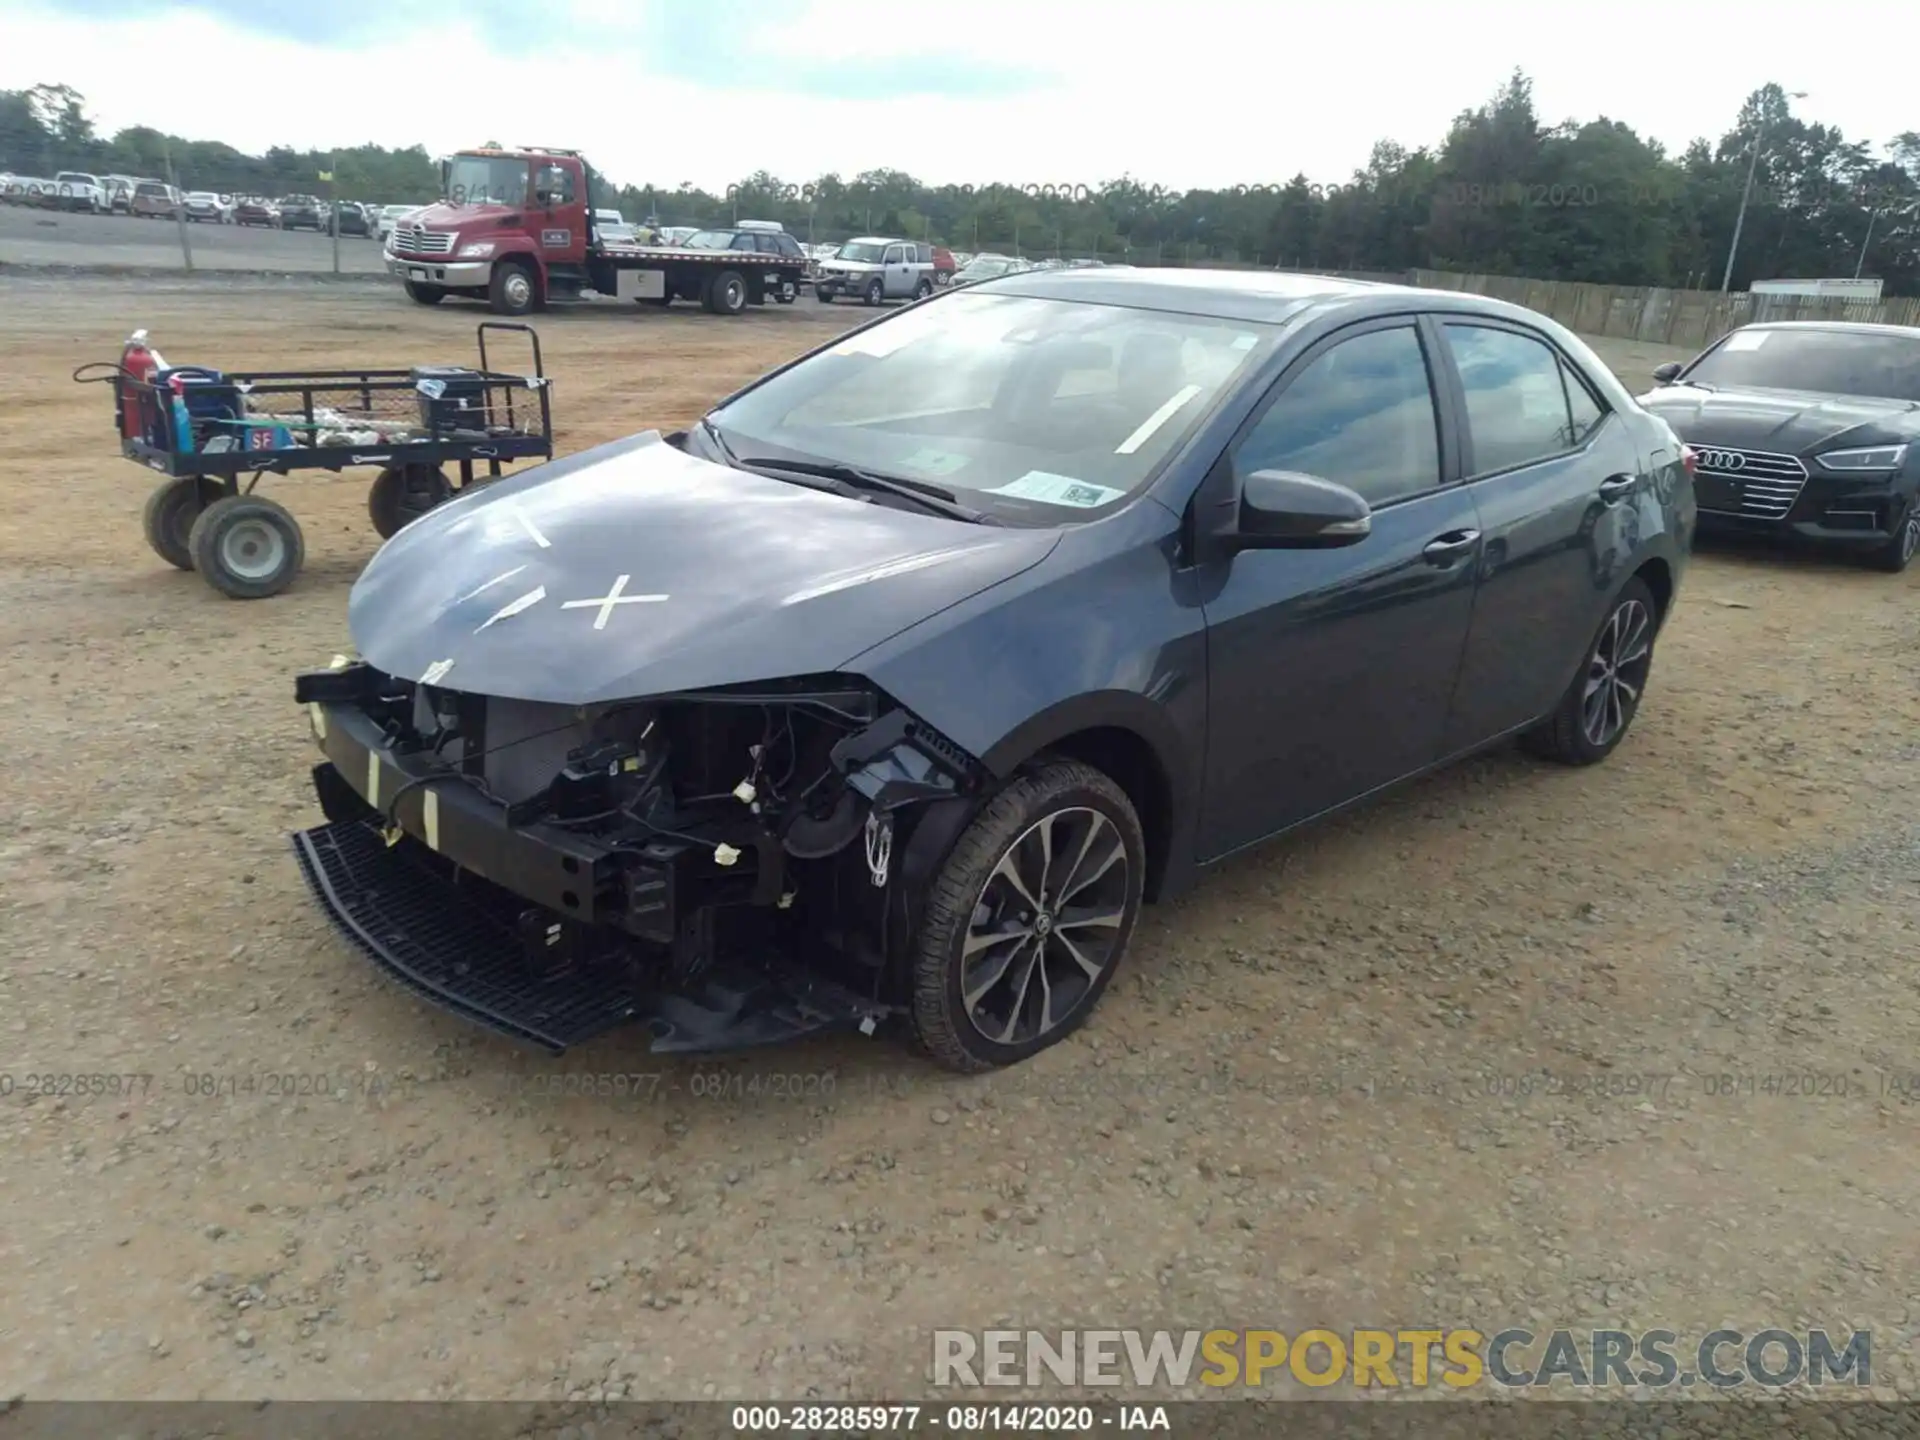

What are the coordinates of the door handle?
(1422, 529, 1481, 565)
(1597, 474, 1637, 504)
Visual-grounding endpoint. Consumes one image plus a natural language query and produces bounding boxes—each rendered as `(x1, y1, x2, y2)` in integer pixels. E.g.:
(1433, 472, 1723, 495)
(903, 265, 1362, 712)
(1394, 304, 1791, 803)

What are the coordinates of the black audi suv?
(292, 269, 1695, 1072)
(1640, 321, 1920, 572)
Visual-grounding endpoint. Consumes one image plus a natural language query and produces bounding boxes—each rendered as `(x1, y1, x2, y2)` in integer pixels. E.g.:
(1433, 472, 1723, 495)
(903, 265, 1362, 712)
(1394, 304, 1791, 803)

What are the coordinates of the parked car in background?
(373, 204, 420, 240)
(129, 180, 180, 219)
(332, 201, 374, 237)
(183, 191, 233, 223)
(295, 270, 1692, 1070)
(234, 196, 280, 227)
(1641, 320, 1920, 572)
(53, 171, 110, 212)
(104, 175, 138, 212)
(279, 195, 325, 230)
(657, 225, 699, 245)
(950, 253, 1035, 288)
(813, 237, 940, 305)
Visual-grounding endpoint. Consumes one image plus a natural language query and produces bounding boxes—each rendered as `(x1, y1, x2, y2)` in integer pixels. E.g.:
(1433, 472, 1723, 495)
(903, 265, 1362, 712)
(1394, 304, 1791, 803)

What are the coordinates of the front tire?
(1522, 576, 1658, 766)
(909, 760, 1144, 1073)
(864, 278, 885, 307)
(1871, 503, 1920, 573)
(490, 261, 537, 316)
(187, 495, 305, 599)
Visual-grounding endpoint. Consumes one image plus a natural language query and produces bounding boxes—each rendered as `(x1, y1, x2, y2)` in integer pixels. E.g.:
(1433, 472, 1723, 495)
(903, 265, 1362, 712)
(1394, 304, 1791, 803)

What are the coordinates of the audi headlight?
(458, 241, 496, 259)
(1817, 444, 1908, 471)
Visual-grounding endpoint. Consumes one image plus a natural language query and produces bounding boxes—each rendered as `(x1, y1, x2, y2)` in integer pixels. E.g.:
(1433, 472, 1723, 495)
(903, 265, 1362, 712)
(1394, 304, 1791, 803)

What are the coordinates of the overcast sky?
(1, 0, 1910, 193)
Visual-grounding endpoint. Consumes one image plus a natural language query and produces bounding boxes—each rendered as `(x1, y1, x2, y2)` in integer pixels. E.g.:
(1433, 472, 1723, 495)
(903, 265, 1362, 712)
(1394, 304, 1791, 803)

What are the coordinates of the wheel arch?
(1633, 554, 1674, 627)
(977, 694, 1192, 904)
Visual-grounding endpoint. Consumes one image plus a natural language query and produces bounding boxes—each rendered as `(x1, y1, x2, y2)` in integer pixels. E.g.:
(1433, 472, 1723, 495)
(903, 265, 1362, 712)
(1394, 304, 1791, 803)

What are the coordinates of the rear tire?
(1521, 576, 1658, 766)
(1871, 503, 1920, 573)
(703, 269, 748, 315)
(909, 759, 1144, 1073)
(187, 495, 306, 600)
(403, 281, 446, 306)
(142, 476, 220, 570)
(489, 261, 537, 316)
(913, 278, 933, 301)
(368, 465, 452, 540)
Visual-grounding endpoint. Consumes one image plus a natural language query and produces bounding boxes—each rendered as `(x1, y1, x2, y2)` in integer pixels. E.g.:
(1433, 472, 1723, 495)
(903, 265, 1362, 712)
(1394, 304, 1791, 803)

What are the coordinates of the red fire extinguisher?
(119, 329, 164, 441)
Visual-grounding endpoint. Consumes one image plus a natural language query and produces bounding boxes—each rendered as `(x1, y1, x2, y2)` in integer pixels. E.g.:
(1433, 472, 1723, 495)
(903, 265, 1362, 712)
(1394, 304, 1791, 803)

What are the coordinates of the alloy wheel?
(960, 806, 1131, 1046)
(1901, 513, 1920, 564)
(1581, 598, 1652, 748)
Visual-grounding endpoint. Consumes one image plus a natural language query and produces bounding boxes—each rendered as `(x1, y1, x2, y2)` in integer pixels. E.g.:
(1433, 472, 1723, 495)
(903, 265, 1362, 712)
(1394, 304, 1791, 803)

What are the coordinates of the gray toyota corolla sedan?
(293, 268, 1696, 1072)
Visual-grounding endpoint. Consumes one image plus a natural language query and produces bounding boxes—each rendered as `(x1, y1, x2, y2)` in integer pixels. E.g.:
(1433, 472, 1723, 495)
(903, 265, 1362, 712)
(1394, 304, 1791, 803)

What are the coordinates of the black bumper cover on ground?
(291, 818, 888, 1056)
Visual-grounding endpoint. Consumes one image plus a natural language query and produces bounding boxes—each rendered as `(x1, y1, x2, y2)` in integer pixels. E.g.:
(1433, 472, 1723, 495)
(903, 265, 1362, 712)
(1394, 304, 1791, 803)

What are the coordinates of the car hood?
(1637, 384, 1920, 454)
(347, 432, 1062, 705)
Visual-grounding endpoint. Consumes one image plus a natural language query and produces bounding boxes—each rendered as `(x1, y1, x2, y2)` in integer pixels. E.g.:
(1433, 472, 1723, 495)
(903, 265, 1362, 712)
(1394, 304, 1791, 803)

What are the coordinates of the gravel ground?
(0, 272, 1916, 1408)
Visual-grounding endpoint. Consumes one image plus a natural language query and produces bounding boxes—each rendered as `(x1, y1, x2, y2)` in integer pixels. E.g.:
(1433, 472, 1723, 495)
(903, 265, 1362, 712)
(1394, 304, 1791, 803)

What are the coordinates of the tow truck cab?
(386, 147, 810, 317)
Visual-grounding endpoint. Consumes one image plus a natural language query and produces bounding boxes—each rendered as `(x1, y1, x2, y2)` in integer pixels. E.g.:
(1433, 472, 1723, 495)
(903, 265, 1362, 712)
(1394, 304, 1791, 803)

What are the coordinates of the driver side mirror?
(1235, 469, 1371, 549)
(1650, 361, 1683, 385)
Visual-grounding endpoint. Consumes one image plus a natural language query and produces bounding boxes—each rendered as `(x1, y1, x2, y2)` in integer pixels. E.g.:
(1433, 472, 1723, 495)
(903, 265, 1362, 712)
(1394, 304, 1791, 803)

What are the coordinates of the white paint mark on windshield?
(1115, 384, 1203, 455)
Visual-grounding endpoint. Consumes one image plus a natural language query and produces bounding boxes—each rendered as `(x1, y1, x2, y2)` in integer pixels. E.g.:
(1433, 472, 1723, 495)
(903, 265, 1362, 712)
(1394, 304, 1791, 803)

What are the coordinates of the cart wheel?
(368, 464, 453, 540)
(188, 495, 305, 600)
(141, 476, 221, 571)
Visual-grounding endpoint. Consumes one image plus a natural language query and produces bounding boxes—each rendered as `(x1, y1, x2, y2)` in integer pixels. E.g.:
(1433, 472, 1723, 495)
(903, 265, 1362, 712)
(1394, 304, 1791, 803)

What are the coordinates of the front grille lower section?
(391, 227, 456, 257)
(1694, 447, 1810, 521)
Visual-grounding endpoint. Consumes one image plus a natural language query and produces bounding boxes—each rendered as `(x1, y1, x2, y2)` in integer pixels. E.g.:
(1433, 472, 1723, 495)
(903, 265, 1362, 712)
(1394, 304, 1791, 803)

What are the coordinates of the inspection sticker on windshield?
(987, 471, 1124, 508)
(1722, 330, 1771, 351)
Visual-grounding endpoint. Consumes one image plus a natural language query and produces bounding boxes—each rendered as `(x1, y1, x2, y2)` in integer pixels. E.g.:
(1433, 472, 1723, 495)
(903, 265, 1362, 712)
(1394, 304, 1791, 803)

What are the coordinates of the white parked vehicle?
(52, 171, 110, 212)
(183, 191, 234, 223)
(812, 236, 939, 305)
(374, 204, 422, 240)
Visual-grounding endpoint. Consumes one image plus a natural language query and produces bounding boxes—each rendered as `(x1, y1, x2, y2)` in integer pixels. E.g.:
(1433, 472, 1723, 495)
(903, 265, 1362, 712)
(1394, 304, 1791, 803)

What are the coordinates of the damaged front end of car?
(291, 658, 988, 1054)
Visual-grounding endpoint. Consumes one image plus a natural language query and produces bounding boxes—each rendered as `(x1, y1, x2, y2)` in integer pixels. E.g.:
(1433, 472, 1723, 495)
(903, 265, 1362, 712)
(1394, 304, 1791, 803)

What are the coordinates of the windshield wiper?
(733, 454, 999, 525)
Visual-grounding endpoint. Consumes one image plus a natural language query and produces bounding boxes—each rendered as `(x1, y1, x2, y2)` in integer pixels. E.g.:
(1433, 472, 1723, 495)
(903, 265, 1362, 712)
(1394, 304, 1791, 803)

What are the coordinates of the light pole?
(1856, 198, 1920, 280)
(1721, 90, 1807, 293)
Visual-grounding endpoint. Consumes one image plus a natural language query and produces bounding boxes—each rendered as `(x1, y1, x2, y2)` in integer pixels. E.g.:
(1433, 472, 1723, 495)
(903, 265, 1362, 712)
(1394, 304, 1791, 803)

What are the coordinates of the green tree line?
(6, 75, 1917, 294)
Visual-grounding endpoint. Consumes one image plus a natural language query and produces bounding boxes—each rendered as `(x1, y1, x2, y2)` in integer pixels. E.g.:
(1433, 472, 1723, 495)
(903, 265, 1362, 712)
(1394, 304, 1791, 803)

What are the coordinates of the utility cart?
(77, 323, 554, 599)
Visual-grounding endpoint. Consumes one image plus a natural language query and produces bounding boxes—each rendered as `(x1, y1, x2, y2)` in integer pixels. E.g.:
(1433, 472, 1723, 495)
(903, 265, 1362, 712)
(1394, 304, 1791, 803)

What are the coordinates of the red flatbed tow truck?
(385, 146, 812, 317)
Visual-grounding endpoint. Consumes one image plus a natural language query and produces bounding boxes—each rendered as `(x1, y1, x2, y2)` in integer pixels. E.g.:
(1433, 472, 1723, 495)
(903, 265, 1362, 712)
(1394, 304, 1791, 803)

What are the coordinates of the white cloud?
(0, 0, 1911, 195)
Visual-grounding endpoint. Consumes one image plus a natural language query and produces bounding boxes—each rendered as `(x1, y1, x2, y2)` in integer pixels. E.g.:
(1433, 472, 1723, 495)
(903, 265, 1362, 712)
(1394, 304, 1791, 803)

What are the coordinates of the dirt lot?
(1, 273, 1917, 1405)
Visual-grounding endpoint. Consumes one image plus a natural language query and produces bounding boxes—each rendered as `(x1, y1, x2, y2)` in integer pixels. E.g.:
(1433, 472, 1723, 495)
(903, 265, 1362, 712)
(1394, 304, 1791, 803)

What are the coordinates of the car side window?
(1233, 325, 1443, 507)
(885, 245, 905, 265)
(1561, 361, 1607, 445)
(533, 164, 573, 207)
(1444, 323, 1584, 473)
(732, 233, 758, 251)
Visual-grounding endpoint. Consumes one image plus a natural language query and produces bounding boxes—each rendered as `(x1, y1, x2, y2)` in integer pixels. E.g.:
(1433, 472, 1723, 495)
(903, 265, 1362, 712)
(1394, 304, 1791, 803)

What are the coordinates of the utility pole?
(163, 140, 193, 273)
(328, 152, 341, 275)
(1721, 90, 1807, 293)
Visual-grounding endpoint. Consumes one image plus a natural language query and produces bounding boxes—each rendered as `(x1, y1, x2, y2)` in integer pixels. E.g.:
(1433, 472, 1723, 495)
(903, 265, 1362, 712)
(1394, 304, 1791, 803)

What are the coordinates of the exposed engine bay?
(293, 660, 987, 1051)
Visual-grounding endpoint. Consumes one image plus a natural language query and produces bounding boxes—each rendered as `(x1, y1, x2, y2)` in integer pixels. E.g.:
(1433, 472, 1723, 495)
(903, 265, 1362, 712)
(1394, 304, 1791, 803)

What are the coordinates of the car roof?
(1733, 320, 1920, 338)
(978, 265, 1550, 326)
(845, 236, 904, 246)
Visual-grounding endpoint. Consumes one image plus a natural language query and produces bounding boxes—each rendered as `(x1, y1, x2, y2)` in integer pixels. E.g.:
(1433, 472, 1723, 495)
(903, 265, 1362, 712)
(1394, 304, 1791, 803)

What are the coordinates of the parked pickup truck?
(384, 146, 810, 316)
(53, 171, 111, 213)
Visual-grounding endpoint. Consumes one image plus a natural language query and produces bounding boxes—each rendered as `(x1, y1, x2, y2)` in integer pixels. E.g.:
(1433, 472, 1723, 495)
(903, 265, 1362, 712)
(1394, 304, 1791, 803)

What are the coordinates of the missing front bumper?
(290, 819, 891, 1056)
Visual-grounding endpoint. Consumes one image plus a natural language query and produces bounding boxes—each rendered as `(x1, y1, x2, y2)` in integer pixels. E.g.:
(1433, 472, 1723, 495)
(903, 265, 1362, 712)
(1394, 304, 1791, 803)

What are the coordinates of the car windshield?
(962, 259, 1013, 278)
(1682, 328, 1920, 403)
(837, 242, 888, 264)
(705, 291, 1273, 524)
(683, 231, 735, 249)
(445, 156, 526, 207)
